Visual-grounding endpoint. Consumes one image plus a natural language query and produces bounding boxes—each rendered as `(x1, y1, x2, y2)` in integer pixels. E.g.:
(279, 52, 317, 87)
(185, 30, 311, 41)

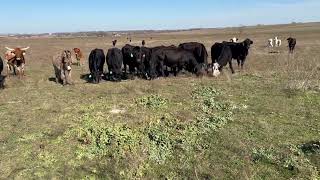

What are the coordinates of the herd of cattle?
(0, 36, 297, 87)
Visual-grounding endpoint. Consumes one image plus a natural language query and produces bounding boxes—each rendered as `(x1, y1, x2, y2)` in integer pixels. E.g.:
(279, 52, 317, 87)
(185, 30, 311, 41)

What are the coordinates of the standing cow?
(73, 48, 84, 66)
(274, 37, 282, 47)
(0, 57, 5, 89)
(5, 47, 30, 78)
(52, 50, 73, 85)
(287, 37, 296, 54)
(268, 39, 274, 48)
(211, 38, 253, 71)
(106, 48, 123, 82)
(88, 49, 105, 84)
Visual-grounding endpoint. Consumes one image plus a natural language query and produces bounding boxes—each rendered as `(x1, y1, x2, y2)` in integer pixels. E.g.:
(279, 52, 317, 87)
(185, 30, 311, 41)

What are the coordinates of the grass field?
(0, 22, 320, 179)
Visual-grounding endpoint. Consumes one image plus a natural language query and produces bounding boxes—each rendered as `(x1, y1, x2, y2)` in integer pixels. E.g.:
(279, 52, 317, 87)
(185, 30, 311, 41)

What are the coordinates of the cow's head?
(243, 39, 253, 49)
(230, 37, 238, 43)
(212, 63, 221, 77)
(287, 37, 294, 43)
(61, 50, 72, 71)
(132, 46, 143, 63)
(5, 47, 29, 61)
(73, 48, 83, 59)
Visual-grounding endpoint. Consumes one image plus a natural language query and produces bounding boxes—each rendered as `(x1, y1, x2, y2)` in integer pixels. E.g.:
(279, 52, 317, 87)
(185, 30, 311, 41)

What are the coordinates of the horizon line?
(1, 21, 319, 35)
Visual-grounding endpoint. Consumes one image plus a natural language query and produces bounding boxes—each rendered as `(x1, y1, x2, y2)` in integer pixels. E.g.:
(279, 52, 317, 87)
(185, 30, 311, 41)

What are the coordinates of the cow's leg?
(229, 61, 235, 74)
(159, 62, 165, 77)
(172, 67, 177, 76)
(123, 63, 127, 74)
(6, 65, 10, 77)
(241, 61, 244, 70)
(21, 64, 25, 78)
(61, 71, 66, 85)
(237, 59, 241, 68)
(13, 66, 17, 76)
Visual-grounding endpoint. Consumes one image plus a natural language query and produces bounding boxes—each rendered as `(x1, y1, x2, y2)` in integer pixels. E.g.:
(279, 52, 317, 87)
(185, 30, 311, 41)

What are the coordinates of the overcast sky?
(2, 0, 320, 34)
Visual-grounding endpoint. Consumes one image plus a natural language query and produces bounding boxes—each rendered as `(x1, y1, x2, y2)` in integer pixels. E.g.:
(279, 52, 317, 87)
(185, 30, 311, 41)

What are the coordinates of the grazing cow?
(212, 43, 233, 77)
(230, 37, 239, 43)
(52, 50, 73, 85)
(143, 45, 175, 77)
(5, 47, 30, 78)
(88, 49, 105, 84)
(149, 47, 203, 79)
(274, 37, 282, 47)
(106, 48, 123, 82)
(211, 38, 253, 70)
(0, 57, 5, 89)
(178, 42, 208, 68)
(268, 39, 274, 48)
(73, 48, 84, 66)
(122, 44, 144, 76)
(287, 37, 296, 53)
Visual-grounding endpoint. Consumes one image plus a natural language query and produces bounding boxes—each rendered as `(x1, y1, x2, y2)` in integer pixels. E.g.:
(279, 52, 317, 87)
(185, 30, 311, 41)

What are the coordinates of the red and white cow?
(5, 47, 30, 78)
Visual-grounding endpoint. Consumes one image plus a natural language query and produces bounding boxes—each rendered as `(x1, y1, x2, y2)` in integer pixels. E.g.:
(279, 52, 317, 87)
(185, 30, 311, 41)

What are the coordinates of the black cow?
(287, 37, 296, 54)
(178, 42, 208, 67)
(0, 56, 3, 75)
(212, 43, 233, 77)
(122, 44, 144, 76)
(211, 38, 253, 71)
(106, 48, 123, 82)
(0, 57, 5, 89)
(149, 47, 202, 79)
(141, 45, 178, 78)
(89, 49, 105, 84)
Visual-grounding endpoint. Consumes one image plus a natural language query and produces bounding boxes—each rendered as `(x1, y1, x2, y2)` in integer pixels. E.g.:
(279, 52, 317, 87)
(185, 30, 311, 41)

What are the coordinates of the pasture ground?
(0, 22, 320, 179)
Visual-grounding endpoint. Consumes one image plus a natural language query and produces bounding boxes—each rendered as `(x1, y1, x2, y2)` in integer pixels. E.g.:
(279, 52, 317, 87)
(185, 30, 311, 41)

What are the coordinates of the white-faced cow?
(230, 37, 239, 43)
(52, 50, 73, 85)
(5, 47, 30, 78)
(268, 39, 274, 48)
(274, 37, 282, 47)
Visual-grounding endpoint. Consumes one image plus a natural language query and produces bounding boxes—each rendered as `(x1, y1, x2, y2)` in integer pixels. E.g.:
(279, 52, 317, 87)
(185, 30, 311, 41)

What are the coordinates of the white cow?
(230, 37, 238, 43)
(268, 39, 274, 48)
(274, 37, 282, 47)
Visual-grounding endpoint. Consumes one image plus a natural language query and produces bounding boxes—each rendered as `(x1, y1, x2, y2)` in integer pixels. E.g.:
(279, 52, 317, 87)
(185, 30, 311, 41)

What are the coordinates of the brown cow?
(4, 50, 16, 75)
(73, 48, 84, 66)
(5, 47, 30, 78)
(52, 50, 73, 85)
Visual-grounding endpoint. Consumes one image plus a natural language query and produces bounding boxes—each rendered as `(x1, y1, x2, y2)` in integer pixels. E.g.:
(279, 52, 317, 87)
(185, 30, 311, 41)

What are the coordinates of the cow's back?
(89, 49, 105, 72)
(107, 48, 123, 74)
